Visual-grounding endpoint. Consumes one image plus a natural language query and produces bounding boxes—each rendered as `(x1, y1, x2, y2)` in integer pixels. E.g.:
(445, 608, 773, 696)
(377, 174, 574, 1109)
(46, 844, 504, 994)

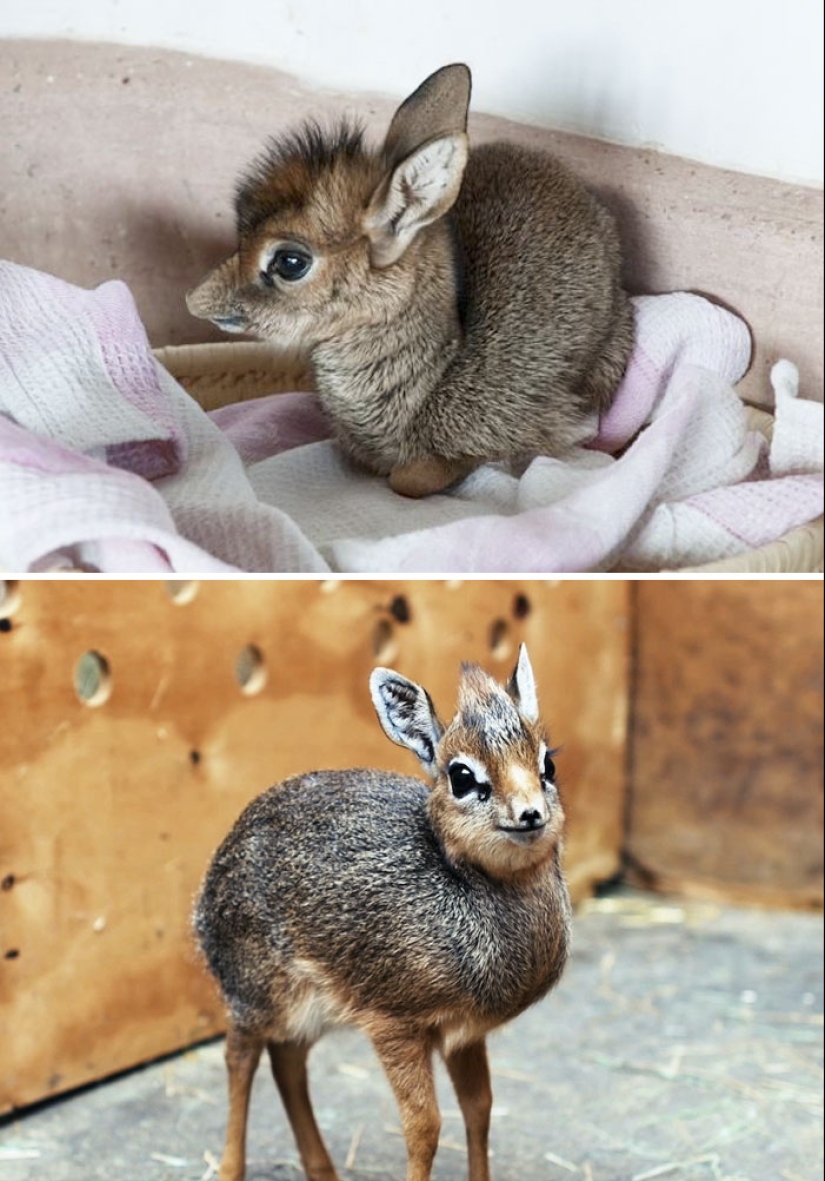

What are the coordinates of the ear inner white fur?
(509, 644, 540, 723)
(364, 134, 469, 268)
(369, 668, 443, 772)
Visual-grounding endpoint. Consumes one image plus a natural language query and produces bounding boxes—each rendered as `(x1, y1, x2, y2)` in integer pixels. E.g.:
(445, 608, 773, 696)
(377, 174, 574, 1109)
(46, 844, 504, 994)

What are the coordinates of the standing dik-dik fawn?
(188, 63, 633, 497)
(194, 645, 570, 1181)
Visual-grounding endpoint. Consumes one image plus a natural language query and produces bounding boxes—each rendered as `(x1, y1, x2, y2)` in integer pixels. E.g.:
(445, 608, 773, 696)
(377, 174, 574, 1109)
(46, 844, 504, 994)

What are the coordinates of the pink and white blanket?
(0, 261, 821, 573)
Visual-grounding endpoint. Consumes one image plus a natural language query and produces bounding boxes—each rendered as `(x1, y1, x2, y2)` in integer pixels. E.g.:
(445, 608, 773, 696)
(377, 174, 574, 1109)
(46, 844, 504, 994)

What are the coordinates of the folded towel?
(0, 262, 327, 573)
(0, 412, 233, 572)
(589, 291, 752, 454)
(0, 261, 186, 480)
(622, 361, 824, 569)
(0, 262, 821, 573)
(770, 359, 825, 476)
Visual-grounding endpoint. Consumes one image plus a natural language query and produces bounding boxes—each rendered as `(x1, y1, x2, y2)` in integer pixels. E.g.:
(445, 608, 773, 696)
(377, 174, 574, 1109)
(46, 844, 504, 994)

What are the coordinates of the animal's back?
(420, 141, 632, 457)
(195, 768, 570, 1033)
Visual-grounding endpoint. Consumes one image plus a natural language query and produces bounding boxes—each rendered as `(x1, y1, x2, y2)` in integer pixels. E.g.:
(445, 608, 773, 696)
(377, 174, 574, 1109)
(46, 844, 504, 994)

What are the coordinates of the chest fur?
(311, 315, 461, 472)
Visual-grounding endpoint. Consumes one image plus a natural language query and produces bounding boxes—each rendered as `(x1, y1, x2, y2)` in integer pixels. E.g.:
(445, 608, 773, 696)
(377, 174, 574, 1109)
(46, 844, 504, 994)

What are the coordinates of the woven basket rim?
(153, 342, 824, 575)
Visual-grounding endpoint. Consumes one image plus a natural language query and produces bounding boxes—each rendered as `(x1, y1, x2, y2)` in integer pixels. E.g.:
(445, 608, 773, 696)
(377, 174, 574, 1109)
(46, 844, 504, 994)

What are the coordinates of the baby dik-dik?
(194, 645, 571, 1181)
(187, 63, 633, 497)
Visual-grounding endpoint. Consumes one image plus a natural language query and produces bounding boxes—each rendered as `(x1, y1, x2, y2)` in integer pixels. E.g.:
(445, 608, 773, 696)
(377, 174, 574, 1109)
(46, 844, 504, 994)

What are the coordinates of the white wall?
(6, 0, 824, 185)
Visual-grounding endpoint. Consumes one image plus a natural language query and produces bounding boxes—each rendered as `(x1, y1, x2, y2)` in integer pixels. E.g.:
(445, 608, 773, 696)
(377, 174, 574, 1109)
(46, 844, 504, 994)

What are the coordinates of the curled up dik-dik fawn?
(187, 64, 633, 497)
(194, 645, 571, 1181)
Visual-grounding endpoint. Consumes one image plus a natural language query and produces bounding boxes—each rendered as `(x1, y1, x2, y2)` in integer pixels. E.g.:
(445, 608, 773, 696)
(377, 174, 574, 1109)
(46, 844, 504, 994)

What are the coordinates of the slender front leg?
(267, 1041, 340, 1181)
(370, 1026, 441, 1181)
(220, 1023, 263, 1181)
(389, 455, 480, 498)
(444, 1040, 493, 1181)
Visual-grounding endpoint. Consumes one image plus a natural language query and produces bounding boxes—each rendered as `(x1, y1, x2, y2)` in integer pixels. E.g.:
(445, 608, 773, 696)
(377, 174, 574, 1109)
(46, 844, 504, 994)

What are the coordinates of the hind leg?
(579, 295, 635, 414)
(268, 1041, 340, 1181)
(220, 1023, 264, 1181)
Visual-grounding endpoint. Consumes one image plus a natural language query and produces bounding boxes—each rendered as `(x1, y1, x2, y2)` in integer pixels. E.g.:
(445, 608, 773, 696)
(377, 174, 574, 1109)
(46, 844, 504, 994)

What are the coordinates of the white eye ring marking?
(449, 754, 490, 786)
(539, 742, 558, 792)
(258, 243, 315, 285)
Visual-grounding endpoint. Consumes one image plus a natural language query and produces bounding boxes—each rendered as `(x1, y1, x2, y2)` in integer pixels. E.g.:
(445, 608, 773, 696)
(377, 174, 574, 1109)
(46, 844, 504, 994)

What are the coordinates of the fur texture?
(188, 64, 633, 497)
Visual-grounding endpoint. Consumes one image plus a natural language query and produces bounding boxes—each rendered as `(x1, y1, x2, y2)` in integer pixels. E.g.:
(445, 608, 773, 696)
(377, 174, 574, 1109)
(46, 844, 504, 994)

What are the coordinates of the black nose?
(520, 809, 544, 830)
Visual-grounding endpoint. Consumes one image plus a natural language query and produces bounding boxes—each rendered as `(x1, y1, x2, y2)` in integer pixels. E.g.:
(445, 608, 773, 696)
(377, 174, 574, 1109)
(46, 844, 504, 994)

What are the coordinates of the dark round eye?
(542, 751, 556, 784)
(448, 762, 485, 800)
(263, 247, 312, 284)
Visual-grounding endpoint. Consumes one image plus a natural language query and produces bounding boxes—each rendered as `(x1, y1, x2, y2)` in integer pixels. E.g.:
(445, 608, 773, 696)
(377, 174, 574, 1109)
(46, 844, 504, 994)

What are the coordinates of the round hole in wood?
(5, 949, 20, 960)
(389, 594, 412, 624)
(235, 644, 267, 696)
(74, 651, 113, 707)
(1, 874, 15, 891)
(165, 580, 199, 605)
(513, 592, 532, 620)
(489, 618, 512, 661)
(372, 619, 398, 664)
(0, 581, 21, 617)
(0, 619, 12, 634)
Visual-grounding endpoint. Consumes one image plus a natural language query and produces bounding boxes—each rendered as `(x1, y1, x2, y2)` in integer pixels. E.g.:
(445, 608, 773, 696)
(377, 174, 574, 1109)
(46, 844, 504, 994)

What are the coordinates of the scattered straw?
(544, 1149, 581, 1172)
(338, 1063, 371, 1080)
(345, 1123, 365, 1170)
(632, 1155, 721, 1180)
(438, 1138, 468, 1154)
(496, 1067, 539, 1083)
(200, 1150, 220, 1181)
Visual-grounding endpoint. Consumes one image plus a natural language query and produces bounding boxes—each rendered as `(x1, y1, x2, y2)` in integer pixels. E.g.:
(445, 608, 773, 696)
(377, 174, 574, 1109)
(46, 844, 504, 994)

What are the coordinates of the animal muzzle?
(498, 808, 548, 845)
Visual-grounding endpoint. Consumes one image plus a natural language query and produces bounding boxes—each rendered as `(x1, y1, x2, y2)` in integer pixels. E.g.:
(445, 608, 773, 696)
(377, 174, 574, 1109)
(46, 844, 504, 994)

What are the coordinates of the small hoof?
(389, 456, 476, 498)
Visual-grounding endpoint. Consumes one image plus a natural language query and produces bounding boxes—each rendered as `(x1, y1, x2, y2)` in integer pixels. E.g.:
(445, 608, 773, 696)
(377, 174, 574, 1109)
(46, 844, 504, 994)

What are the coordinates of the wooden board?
(0, 40, 821, 408)
(626, 580, 824, 909)
(0, 578, 630, 1112)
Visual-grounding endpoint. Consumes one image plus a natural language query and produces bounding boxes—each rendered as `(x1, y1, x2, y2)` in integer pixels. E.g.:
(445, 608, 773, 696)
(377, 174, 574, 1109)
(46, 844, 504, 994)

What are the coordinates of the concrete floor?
(1, 890, 822, 1181)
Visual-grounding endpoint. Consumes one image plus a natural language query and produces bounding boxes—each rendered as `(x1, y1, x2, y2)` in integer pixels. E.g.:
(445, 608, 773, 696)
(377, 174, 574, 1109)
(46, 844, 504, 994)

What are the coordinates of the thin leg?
(371, 1027, 441, 1181)
(268, 1041, 340, 1181)
(219, 1024, 263, 1181)
(389, 455, 480, 498)
(444, 1040, 493, 1181)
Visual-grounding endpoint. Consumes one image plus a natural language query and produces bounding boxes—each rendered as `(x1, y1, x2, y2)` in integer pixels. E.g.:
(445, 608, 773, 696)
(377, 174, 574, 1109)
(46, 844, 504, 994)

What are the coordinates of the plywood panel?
(627, 580, 824, 909)
(0, 578, 630, 1112)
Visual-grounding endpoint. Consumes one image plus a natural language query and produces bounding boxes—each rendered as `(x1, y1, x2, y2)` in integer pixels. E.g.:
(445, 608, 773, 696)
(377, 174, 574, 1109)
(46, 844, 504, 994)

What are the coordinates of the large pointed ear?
(364, 63, 472, 268)
(363, 133, 469, 267)
(384, 63, 472, 166)
(186, 254, 250, 332)
(506, 644, 540, 724)
(370, 667, 444, 776)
